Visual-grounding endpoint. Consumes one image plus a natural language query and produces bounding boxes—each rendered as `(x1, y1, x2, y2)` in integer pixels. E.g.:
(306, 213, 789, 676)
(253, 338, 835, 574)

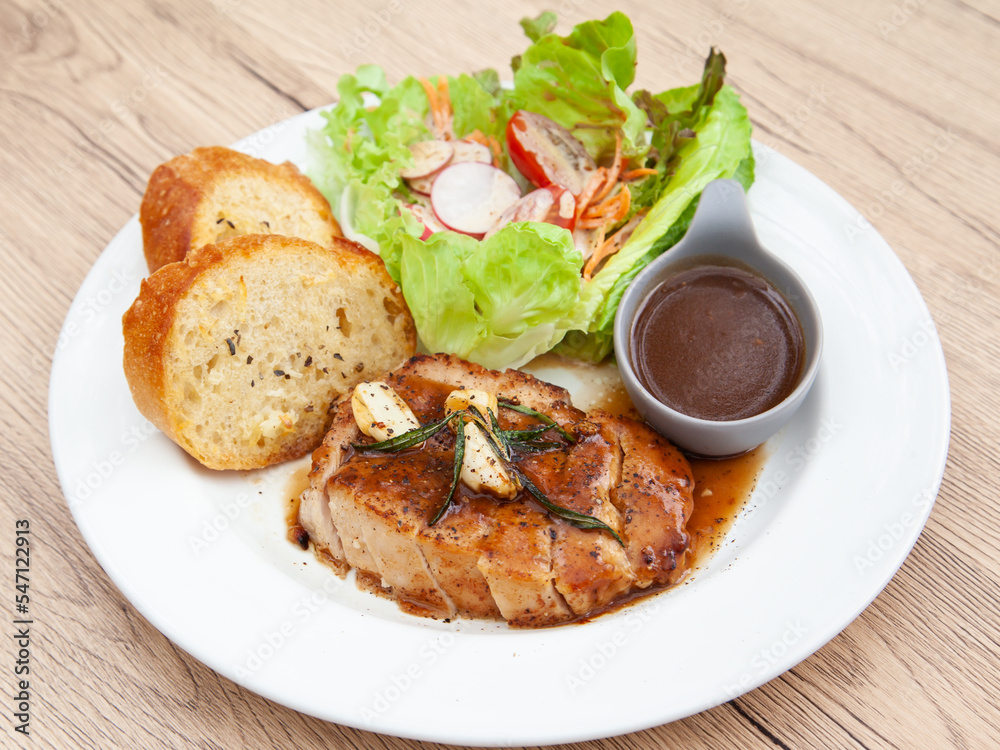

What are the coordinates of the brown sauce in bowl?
(631, 264, 805, 421)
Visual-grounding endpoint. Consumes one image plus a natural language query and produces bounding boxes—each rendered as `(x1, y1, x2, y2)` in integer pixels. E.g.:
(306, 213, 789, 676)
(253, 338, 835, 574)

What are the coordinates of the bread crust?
(139, 146, 341, 272)
(122, 234, 416, 470)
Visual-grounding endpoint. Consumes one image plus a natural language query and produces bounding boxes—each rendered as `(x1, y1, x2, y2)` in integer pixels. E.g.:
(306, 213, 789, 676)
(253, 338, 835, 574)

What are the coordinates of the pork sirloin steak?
(298, 353, 694, 627)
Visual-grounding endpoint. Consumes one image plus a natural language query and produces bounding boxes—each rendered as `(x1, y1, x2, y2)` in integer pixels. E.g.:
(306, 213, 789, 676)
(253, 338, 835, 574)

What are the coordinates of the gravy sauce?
(631, 263, 805, 421)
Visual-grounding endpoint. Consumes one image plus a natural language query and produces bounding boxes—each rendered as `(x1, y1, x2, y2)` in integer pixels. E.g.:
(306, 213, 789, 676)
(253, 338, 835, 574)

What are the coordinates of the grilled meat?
(298, 353, 694, 627)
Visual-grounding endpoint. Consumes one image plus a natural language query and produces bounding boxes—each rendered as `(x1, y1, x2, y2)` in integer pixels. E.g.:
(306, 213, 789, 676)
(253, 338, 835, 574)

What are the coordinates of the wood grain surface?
(2, 0, 998, 747)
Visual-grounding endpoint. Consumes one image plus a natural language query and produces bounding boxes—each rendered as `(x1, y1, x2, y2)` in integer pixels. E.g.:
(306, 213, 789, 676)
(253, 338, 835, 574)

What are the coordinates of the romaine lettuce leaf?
(556, 85, 754, 361)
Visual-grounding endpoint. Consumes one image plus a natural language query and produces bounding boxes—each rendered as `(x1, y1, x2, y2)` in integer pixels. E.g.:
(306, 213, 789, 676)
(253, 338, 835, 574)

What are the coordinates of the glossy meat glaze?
(299, 353, 694, 627)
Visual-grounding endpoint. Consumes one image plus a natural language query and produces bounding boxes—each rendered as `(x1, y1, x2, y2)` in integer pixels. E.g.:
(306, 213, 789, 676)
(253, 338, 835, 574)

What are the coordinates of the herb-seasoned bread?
(139, 146, 341, 272)
(122, 234, 416, 470)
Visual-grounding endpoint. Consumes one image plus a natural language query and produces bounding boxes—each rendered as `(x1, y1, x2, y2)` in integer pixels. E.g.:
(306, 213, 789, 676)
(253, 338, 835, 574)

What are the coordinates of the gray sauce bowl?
(613, 178, 823, 458)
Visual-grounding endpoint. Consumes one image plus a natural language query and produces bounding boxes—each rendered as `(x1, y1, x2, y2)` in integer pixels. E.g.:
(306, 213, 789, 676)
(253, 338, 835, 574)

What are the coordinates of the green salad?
(307, 11, 754, 369)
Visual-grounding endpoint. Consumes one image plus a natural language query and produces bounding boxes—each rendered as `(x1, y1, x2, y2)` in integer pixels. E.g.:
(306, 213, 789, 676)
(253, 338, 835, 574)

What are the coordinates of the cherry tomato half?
(505, 110, 596, 196)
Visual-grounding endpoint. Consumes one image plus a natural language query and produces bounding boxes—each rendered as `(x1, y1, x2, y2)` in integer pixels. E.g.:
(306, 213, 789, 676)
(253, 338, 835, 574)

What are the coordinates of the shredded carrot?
(614, 183, 631, 220)
(582, 192, 618, 219)
(574, 130, 625, 222)
(621, 167, 658, 180)
(437, 76, 454, 139)
(418, 77, 442, 134)
(576, 217, 613, 229)
(486, 135, 503, 167)
(452, 129, 503, 166)
(575, 168, 607, 224)
(418, 76, 455, 139)
(583, 233, 623, 280)
(575, 226, 606, 266)
(581, 210, 644, 280)
(592, 131, 623, 203)
(583, 184, 631, 223)
(464, 129, 489, 146)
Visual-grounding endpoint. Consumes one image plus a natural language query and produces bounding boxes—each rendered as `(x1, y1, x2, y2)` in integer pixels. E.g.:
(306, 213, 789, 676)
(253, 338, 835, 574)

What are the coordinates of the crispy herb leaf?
(499, 401, 576, 443)
(465, 410, 514, 463)
(353, 399, 614, 543)
(507, 439, 564, 452)
(502, 424, 554, 441)
(515, 468, 624, 545)
(429, 420, 466, 526)
(351, 412, 458, 452)
(486, 407, 515, 458)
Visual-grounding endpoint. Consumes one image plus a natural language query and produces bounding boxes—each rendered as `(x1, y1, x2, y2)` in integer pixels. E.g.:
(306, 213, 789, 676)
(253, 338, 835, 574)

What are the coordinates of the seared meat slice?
(595, 413, 694, 589)
(520, 422, 633, 616)
(297, 433, 348, 574)
(298, 353, 694, 627)
(474, 500, 573, 626)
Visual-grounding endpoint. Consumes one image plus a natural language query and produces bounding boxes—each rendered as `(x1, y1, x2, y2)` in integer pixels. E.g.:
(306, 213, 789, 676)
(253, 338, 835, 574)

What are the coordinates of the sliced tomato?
(546, 185, 577, 229)
(505, 110, 596, 196)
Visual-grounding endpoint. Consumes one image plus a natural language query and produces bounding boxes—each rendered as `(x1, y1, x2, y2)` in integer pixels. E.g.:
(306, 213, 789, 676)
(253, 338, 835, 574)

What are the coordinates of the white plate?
(49, 110, 950, 746)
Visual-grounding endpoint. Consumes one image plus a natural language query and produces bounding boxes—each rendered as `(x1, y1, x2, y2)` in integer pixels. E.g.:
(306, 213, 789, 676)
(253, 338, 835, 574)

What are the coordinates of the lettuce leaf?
(519, 11, 557, 44)
(506, 12, 646, 160)
(556, 85, 754, 361)
(400, 223, 583, 369)
(307, 68, 503, 282)
(306, 67, 432, 279)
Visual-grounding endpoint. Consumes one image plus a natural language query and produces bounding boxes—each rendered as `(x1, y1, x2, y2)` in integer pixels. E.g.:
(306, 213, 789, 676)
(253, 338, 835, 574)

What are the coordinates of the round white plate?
(49, 110, 950, 746)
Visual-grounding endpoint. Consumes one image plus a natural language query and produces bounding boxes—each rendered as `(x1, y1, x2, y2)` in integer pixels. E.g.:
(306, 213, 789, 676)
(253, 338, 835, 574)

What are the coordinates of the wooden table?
(3, 0, 997, 747)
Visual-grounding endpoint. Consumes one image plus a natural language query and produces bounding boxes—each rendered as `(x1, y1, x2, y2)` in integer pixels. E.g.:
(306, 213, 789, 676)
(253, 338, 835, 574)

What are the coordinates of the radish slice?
(451, 139, 493, 165)
(400, 140, 454, 179)
(573, 227, 602, 262)
(554, 188, 576, 226)
(484, 185, 576, 238)
(407, 139, 491, 193)
(431, 163, 521, 235)
(405, 204, 448, 240)
(484, 187, 555, 238)
(406, 172, 438, 195)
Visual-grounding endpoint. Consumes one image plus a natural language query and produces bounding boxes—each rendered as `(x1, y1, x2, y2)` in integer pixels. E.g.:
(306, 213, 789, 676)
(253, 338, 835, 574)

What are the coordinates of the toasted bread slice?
(122, 234, 416, 470)
(139, 146, 341, 272)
